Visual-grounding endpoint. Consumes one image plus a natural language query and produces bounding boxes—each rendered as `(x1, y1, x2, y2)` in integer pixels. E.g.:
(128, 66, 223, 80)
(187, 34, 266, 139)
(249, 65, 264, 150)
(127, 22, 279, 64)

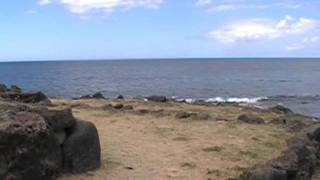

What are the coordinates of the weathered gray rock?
(0, 112, 62, 180)
(147, 95, 167, 102)
(238, 114, 265, 124)
(63, 121, 101, 173)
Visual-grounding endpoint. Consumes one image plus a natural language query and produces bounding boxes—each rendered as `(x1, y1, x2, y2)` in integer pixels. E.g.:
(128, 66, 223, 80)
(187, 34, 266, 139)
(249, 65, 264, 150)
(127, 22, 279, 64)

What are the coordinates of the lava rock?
(92, 92, 105, 99)
(117, 95, 124, 99)
(0, 112, 62, 180)
(238, 114, 265, 124)
(19, 92, 49, 103)
(63, 121, 101, 173)
(246, 166, 287, 180)
(306, 125, 320, 142)
(36, 108, 77, 131)
(147, 95, 167, 102)
(54, 130, 67, 145)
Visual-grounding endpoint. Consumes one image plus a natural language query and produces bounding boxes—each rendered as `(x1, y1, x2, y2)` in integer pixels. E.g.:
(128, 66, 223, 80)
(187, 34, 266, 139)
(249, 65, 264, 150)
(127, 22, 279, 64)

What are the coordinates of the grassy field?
(45, 98, 294, 180)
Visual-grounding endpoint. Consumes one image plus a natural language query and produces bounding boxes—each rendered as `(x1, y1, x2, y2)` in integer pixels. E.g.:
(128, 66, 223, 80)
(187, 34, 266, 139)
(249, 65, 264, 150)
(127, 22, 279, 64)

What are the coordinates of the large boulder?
(63, 121, 101, 173)
(0, 112, 62, 180)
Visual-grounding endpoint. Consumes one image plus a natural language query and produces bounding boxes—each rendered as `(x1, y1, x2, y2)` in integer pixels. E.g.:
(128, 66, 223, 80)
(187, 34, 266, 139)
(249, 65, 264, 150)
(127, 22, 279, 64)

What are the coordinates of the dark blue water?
(0, 59, 320, 117)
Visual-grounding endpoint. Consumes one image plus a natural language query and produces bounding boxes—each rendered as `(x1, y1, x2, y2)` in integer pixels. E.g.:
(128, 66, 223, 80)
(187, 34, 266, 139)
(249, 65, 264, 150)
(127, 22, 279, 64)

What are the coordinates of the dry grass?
(51, 98, 291, 180)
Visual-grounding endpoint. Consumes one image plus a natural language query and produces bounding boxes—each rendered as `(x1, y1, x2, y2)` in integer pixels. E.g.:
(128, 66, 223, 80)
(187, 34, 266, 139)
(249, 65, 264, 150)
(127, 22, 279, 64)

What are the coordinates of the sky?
(0, 0, 320, 61)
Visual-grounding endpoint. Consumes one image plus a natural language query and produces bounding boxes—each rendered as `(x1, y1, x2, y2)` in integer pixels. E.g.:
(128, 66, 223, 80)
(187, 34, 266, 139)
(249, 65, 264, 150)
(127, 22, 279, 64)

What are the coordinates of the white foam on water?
(206, 97, 268, 104)
(185, 98, 196, 103)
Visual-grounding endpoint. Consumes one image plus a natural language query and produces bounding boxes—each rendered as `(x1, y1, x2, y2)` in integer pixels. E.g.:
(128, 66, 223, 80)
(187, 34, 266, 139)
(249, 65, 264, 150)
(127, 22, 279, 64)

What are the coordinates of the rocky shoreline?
(1, 84, 320, 180)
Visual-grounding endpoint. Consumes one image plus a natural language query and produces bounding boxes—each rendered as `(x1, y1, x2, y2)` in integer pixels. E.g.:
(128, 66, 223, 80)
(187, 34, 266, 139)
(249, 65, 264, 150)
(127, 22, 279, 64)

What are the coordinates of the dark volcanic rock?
(147, 95, 167, 102)
(0, 84, 8, 92)
(0, 112, 62, 180)
(19, 92, 49, 103)
(92, 92, 105, 99)
(246, 166, 287, 180)
(306, 125, 320, 142)
(269, 105, 293, 114)
(37, 108, 77, 132)
(117, 95, 124, 99)
(63, 121, 101, 173)
(243, 135, 319, 180)
(238, 114, 265, 124)
(10, 85, 22, 94)
(113, 104, 124, 110)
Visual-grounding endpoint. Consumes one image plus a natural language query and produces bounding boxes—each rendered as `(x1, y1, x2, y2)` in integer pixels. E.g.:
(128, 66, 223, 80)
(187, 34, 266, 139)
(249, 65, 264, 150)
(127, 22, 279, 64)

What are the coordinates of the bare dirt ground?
(53, 98, 291, 180)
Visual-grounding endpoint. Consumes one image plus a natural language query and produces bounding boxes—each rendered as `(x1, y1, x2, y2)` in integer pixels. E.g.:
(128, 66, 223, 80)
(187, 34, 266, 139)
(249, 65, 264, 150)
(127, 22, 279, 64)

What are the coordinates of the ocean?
(0, 59, 320, 117)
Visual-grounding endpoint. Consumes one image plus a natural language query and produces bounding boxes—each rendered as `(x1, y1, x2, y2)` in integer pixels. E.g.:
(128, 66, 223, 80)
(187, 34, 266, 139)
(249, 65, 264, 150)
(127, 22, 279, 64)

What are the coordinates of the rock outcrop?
(0, 84, 49, 104)
(240, 125, 320, 180)
(0, 86, 101, 180)
(0, 112, 62, 180)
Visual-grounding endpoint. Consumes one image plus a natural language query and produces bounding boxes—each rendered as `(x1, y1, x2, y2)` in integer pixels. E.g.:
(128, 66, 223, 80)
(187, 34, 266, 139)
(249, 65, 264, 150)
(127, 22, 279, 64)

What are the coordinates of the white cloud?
(209, 16, 319, 44)
(44, 0, 163, 14)
(196, 0, 302, 12)
(38, 0, 51, 6)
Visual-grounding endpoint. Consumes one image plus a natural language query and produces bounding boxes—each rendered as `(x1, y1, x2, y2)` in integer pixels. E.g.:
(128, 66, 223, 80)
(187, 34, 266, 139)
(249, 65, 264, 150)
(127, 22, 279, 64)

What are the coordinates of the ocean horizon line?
(1, 57, 320, 63)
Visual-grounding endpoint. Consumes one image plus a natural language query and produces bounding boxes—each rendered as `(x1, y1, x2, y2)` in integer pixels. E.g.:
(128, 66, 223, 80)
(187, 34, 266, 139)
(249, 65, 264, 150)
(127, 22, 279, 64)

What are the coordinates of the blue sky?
(0, 0, 320, 61)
